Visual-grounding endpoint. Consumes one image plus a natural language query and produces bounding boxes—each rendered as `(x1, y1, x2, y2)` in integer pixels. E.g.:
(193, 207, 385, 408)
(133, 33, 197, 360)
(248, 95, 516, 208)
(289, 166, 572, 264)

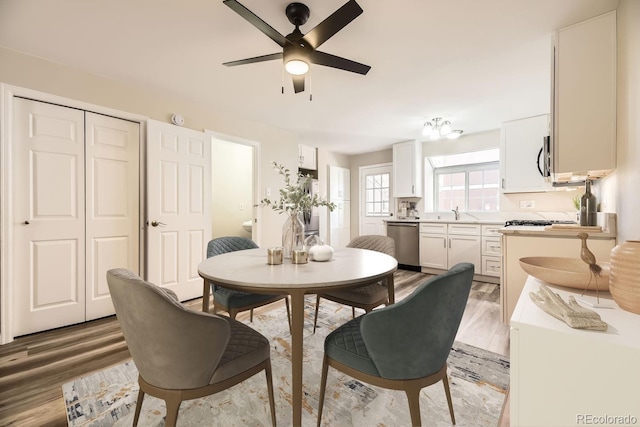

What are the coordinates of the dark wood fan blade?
(223, 0, 289, 47)
(309, 50, 371, 75)
(303, 0, 363, 49)
(292, 75, 305, 93)
(223, 52, 283, 67)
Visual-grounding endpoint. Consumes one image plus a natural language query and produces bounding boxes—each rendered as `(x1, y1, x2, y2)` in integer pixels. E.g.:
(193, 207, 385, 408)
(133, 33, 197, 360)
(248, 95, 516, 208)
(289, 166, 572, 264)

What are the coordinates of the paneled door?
(359, 164, 393, 235)
(13, 98, 86, 336)
(85, 112, 140, 320)
(11, 98, 141, 336)
(146, 120, 211, 301)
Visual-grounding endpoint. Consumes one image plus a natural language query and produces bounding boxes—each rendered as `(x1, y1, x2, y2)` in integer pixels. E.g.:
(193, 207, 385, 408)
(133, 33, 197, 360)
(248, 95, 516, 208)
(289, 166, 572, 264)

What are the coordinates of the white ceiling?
(0, 0, 618, 154)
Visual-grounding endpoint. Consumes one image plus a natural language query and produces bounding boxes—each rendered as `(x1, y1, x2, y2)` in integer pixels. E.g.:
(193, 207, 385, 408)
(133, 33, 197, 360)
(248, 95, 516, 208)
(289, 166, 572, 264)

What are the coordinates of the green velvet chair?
(312, 235, 395, 333)
(316, 262, 475, 427)
(107, 268, 276, 427)
(204, 237, 291, 331)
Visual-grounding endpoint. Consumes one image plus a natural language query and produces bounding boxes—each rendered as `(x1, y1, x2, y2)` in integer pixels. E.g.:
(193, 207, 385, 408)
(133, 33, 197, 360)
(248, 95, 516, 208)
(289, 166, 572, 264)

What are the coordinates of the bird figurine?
(577, 232, 603, 301)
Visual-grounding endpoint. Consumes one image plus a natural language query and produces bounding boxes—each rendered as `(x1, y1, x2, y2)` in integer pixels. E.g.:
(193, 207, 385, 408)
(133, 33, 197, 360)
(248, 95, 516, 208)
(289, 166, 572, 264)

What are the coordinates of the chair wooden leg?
(404, 385, 423, 427)
(351, 306, 356, 319)
(265, 359, 277, 427)
(163, 391, 182, 427)
(250, 308, 254, 322)
(202, 280, 210, 312)
(229, 309, 238, 319)
(317, 356, 330, 427)
(284, 297, 292, 334)
(133, 388, 145, 426)
(442, 374, 456, 425)
(313, 295, 321, 334)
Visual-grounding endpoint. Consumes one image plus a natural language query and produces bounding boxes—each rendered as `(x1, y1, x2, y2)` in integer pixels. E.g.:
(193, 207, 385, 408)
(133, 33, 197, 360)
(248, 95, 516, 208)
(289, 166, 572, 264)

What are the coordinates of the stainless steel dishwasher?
(386, 221, 420, 269)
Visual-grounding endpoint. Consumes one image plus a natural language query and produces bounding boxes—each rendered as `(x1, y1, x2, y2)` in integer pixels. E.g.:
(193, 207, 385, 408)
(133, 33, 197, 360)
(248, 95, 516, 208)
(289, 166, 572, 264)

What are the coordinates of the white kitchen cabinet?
(481, 224, 502, 277)
(328, 165, 350, 248)
(329, 200, 351, 248)
(500, 233, 615, 324)
(419, 223, 448, 268)
(328, 165, 350, 200)
(298, 144, 317, 170)
(551, 11, 616, 182)
(392, 140, 422, 197)
(500, 115, 550, 193)
(510, 276, 640, 426)
(419, 222, 481, 273)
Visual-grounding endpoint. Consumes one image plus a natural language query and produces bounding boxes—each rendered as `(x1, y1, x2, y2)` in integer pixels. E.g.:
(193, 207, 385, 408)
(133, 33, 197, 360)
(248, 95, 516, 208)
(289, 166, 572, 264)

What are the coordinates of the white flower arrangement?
(260, 162, 336, 215)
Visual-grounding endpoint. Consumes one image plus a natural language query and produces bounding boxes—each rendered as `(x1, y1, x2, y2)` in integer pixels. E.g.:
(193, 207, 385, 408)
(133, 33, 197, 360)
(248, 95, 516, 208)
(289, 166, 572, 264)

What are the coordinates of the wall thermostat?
(171, 114, 184, 126)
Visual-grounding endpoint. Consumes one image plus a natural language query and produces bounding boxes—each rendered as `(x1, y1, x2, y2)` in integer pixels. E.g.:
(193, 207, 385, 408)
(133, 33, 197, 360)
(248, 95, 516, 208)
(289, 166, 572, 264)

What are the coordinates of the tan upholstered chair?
(313, 235, 396, 333)
(317, 263, 475, 426)
(107, 268, 276, 427)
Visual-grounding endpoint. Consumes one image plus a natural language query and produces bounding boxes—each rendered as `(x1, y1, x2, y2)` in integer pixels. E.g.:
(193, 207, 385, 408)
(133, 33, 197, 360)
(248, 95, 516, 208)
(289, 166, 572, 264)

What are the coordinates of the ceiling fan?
(222, 0, 371, 94)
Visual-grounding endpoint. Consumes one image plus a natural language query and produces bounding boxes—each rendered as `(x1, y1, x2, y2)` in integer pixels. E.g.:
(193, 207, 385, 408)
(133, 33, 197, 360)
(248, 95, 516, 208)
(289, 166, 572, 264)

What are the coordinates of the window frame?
(363, 171, 391, 217)
(433, 161, 500, 212)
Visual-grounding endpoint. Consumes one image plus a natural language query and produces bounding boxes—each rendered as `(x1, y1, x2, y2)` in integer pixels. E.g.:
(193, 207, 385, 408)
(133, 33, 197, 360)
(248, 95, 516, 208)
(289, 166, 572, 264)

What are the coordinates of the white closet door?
(12, 98, 86, 336)
(85, 112, 140, 320)
(146, 120, 211, 301)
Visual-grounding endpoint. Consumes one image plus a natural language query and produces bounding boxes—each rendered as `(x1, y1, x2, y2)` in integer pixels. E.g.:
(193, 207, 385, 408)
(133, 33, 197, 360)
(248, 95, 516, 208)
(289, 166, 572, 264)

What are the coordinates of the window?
(427, 149, 500, 212)
(364, 173, 390, 216)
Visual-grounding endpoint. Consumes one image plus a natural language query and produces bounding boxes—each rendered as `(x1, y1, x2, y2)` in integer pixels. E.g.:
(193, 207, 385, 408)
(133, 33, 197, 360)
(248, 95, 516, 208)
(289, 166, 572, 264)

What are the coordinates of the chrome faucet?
(452, 206, 460, 220)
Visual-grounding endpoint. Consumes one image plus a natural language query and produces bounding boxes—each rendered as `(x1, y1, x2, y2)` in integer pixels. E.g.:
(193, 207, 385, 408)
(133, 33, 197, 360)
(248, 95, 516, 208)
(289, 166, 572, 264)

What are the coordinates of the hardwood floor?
(0, 269, 510, 426)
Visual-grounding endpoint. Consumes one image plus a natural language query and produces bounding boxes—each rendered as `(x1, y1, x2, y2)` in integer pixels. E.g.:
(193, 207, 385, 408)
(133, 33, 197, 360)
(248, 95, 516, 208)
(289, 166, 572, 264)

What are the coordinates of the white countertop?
(512, 275, 640, 350)
(385, 218, 504, 225)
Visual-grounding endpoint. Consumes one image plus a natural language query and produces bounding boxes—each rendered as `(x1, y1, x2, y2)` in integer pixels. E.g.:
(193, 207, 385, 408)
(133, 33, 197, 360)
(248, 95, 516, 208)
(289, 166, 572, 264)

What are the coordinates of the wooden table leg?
(387, 272, 395, 304)
(202, 280, 210, 312)
(289, 290, 305, 426)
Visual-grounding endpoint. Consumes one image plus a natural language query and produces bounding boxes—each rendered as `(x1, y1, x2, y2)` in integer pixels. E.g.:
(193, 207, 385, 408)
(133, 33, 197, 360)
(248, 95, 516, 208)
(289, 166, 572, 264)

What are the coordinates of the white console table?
(510, 276, 640, 427)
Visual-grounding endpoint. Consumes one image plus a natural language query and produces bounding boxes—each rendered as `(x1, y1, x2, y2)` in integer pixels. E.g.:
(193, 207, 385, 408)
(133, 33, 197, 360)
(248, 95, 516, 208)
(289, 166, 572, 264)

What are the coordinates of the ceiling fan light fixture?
(422, 122, 433, 136)
(285, 59, 309, 75)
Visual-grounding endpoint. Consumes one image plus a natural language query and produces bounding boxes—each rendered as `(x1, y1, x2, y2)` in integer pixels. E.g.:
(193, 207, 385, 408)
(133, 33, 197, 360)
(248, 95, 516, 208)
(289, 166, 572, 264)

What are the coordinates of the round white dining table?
(198, 247, 398, 426)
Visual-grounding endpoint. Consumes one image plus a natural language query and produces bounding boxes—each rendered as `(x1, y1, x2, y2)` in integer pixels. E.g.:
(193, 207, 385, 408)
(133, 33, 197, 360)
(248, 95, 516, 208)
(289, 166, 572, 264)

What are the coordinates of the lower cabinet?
(419, 223, 481, 273)
(481, 224, 502, 277)
(510, 276, 640, 426)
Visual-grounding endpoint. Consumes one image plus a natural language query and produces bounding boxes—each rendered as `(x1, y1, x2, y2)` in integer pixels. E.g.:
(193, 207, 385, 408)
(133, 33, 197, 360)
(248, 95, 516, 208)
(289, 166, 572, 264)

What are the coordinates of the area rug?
(63, 295, 509, 426)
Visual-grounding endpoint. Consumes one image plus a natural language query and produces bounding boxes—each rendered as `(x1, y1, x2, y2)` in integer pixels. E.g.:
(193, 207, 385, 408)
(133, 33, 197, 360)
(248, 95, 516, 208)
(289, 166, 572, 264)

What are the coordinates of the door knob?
(23, 220, 30, 225)
(150, 221, 166, 227)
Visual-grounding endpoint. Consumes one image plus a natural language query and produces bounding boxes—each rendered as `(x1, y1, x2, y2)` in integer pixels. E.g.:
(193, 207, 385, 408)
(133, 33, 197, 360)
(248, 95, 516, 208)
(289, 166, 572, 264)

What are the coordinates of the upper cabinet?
(551, 11, 616, 183)
(392, 140, 422, 198)
(500, 115, 550, 193)
(298, 144, 317, 170)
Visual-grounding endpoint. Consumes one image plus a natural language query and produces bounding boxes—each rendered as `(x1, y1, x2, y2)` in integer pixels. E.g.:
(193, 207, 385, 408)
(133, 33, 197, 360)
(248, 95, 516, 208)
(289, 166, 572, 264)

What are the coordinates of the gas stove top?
(504, 219, 578, 227)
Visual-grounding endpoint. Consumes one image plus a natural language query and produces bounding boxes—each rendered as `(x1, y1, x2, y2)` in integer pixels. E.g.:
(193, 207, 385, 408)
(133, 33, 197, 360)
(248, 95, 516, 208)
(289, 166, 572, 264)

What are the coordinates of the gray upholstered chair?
(204, 237, 291, 331)
(312, 235, 395, 333)
(106, 268, 276, 426)
(316, 263, 475, 427)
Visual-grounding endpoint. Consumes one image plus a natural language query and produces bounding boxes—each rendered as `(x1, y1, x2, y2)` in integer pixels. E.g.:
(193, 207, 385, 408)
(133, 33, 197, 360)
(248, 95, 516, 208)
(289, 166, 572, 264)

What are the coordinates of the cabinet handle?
(448, 238, 451, 249)
(502, 178, 505, 189)
(443, 238, 446, 248)
(412, 184, 415, 194)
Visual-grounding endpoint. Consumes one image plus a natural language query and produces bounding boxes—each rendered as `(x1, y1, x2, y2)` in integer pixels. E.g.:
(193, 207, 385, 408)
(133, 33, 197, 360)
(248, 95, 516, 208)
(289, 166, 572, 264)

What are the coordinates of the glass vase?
(282, 212, 305, 259)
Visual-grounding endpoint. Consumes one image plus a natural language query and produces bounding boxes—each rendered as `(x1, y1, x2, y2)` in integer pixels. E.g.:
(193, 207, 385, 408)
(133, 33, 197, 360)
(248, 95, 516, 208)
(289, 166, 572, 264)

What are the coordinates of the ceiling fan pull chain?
(281, 63, 285, 94)
(309, 68, 312, 101)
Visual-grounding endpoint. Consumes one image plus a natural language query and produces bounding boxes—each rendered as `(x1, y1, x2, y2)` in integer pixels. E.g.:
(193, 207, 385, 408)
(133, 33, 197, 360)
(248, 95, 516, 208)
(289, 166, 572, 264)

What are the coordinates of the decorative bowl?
(308, 245, 334, 262)
(519, 257, 610, 291)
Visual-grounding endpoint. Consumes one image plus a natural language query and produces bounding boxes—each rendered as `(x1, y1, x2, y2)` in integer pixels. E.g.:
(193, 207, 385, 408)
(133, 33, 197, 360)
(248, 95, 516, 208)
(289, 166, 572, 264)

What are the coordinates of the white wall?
(0, 47, 300, 248)
(211, 139, 253, 239)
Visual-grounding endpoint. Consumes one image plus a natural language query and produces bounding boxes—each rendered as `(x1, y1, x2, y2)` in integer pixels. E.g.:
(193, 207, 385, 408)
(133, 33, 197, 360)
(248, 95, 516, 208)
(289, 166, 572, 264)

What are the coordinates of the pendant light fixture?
(422, 117, 463, 140)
